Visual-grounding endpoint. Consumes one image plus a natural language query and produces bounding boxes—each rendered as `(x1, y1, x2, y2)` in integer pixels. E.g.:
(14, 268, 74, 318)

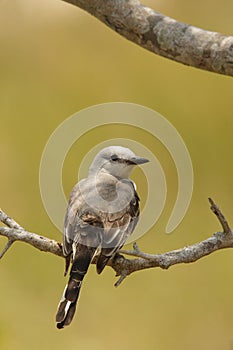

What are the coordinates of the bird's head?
(89, 146, 149, 179)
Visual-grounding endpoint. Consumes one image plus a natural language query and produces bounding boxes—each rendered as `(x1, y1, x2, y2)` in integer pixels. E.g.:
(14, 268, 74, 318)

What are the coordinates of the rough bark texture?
(0, 199, 232, 286)
(61, 0, 233, 77)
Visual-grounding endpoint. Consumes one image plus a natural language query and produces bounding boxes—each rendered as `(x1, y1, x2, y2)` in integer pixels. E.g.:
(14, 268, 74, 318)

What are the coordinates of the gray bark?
(61, 0, 233, 77)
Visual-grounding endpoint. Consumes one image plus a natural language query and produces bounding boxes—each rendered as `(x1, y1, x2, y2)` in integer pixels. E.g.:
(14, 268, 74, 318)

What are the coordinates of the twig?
(0, 239, 14, 259)
(208, 198, 232, 235)
(120, 242, 155, 260)
(114, 273, 127, 287)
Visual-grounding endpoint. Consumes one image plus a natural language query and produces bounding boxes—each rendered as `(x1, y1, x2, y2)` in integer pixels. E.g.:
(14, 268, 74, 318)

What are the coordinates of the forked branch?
(0, 198, 232, 286)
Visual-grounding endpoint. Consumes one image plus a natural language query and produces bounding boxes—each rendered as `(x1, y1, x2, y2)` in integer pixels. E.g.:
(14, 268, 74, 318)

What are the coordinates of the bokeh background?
(1, 0, 233, 349)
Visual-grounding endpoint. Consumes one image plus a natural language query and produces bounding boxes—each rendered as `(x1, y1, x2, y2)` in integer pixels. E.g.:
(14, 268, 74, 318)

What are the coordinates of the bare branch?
(208, 198, 232, 235)
(0, 199, 232, 286)
(120, 242, 156, 260)
(0, 210, 63, 258)
(114, 273, 127, 287)
(111, 231, 233, 278)
(0, 209, 23, 229)
(61, 0, 233, 77)
(0, 239, 14, 259)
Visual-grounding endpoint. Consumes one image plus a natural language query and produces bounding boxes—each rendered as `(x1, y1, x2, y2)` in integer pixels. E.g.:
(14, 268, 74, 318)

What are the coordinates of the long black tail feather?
(56, 244, 96, 329)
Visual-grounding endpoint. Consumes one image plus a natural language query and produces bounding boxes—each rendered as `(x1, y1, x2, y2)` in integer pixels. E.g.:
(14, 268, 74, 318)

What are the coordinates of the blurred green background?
(1, 0, 233, 349)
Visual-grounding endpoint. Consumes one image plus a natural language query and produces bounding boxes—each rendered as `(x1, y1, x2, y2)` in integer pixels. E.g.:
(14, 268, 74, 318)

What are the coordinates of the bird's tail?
(56, 244, 96, 329)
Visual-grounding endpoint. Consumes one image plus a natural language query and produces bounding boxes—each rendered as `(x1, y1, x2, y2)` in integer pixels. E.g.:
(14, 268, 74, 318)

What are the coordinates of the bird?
(56, 146, 149, 329)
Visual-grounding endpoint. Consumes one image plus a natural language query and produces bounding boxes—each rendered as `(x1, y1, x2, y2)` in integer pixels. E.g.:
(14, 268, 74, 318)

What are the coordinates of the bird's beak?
(130, 156, 149, 165)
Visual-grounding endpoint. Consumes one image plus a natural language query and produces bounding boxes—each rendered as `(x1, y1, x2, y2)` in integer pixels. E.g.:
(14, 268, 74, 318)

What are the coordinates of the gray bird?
(56, 146, 149, 329)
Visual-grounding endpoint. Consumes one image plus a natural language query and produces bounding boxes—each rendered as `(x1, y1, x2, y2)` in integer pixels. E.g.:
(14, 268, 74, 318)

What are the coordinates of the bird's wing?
(63, 182, 79, 257)
(96, 179, 140, 274)
(63, 177, 140, 274)
(62, 180, 103, 270)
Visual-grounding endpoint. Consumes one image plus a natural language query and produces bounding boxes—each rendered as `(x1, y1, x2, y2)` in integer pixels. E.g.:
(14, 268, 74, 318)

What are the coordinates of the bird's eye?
(111, 154, 119, 161)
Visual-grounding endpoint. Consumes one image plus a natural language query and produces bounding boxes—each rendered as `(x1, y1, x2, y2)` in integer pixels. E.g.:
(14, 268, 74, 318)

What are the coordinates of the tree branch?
(0, 209, 63, 258)
(61, 0, 233, 77)
(0, 198, 233, 286)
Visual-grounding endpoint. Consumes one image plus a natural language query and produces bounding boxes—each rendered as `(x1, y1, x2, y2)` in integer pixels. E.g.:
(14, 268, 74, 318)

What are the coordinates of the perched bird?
(56, 146, 149, 329)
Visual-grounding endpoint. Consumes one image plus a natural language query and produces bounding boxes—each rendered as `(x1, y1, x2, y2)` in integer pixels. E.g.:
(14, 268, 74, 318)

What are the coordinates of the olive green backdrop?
(1, 1, 233, 349)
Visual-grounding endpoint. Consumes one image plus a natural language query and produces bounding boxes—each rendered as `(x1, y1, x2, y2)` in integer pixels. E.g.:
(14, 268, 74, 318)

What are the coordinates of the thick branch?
(61, 0, 233, 77)
(0, 198, 233, 286)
